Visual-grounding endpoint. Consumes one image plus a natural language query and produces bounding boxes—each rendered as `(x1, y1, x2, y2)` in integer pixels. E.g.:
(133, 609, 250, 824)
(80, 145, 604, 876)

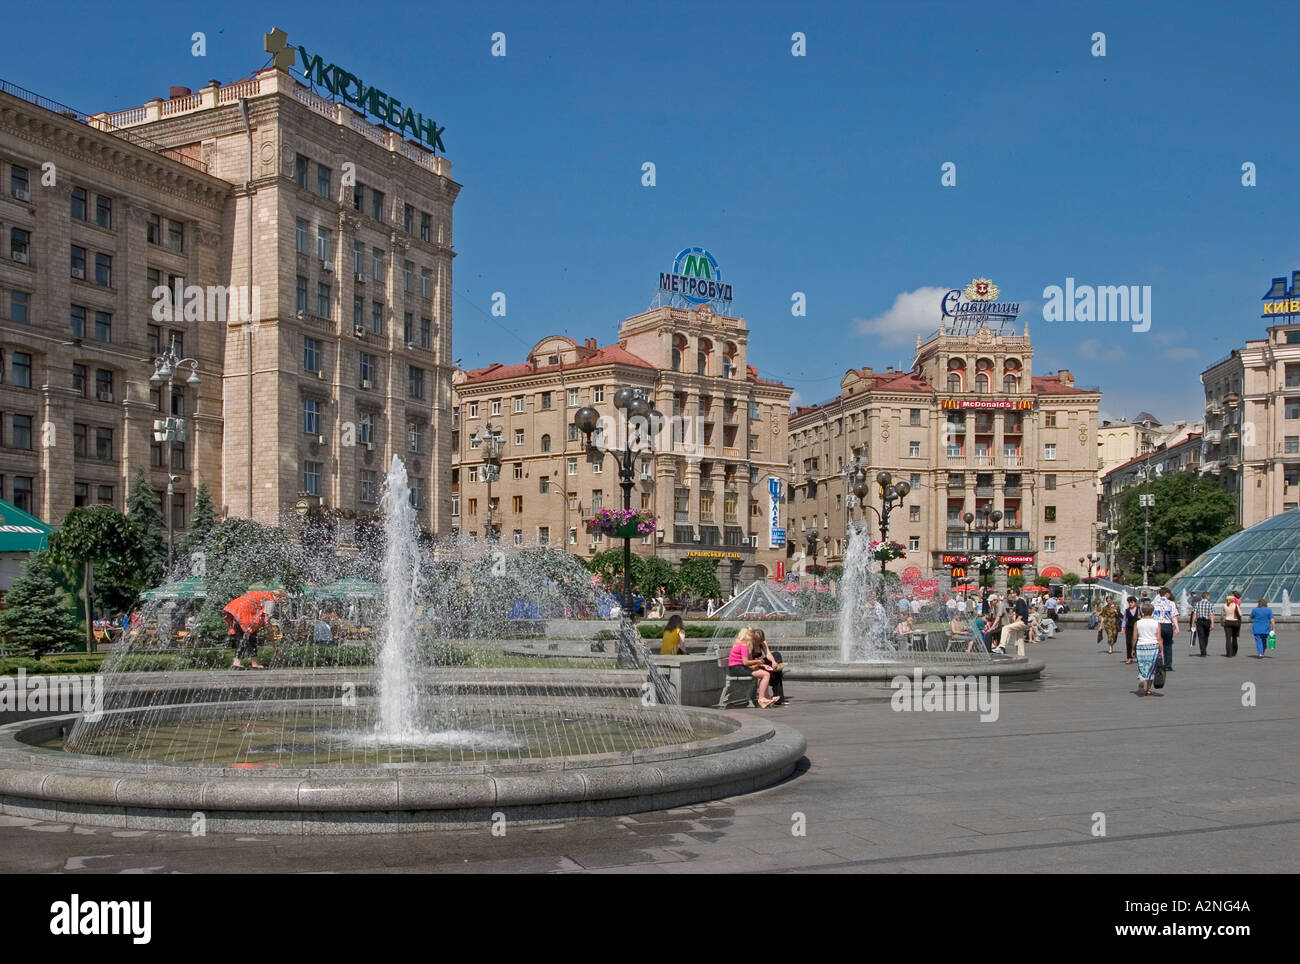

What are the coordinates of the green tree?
(677, 558, 722, 615)
(48, 506, 153, 650)
(638, 556, 680, 598)
(188, 518, 304, 646)
(126, 468, 166, 584)
(1006, 572, 1026, 591)
(180, 483, 217, 557)
(1062, 572, 1081, 587)
(827, 564, 845, 585)
(1117, 474, 1239, 574)
(0, 552, 83, 657)
(584, 548, 644, 596)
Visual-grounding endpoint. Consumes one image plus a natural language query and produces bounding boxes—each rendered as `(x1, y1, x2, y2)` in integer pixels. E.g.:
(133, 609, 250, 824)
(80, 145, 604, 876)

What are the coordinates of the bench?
(713, 646, 758, 707)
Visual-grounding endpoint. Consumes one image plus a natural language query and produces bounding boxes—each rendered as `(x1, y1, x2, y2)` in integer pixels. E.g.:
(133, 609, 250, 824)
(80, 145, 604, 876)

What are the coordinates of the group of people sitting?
(948, 590, 1047, 656)
(725, 626, 789, 708)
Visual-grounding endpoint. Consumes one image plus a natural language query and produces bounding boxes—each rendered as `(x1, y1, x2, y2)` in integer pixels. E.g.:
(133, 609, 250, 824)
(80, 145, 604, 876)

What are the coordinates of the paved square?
(1, 626, 1295, 873)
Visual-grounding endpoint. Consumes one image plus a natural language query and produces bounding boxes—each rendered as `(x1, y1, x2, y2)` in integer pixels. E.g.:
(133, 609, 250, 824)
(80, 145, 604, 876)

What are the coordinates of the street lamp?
(470, 421, 504, 539)
(150, 347, 199, 570)
(805, 526, 820, 584)
(963, 505, 1002, 612)
(875, 470, 910, 575)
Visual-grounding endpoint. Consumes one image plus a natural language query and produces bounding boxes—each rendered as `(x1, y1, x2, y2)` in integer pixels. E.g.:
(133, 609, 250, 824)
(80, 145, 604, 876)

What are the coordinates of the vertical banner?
(768, 477, 785, 549)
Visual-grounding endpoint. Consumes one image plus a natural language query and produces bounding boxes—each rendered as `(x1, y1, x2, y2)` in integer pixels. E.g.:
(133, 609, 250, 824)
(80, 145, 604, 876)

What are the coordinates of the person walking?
(1121, 596, 1140, 664)
(1101, 598, 1120, 654)
(1222, 592, 1243, 657)
(1134, 602, 1163, 697)
(1152, 587, 1179, 671)
(1249, 599, 1275, 659)
(1192, 591, 1215, 657)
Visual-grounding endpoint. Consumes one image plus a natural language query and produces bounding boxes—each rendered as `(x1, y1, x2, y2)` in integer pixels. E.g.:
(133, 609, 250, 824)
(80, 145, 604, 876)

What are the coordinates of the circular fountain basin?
(785, 656, 1045, 682)
(0, 697, 805, 834)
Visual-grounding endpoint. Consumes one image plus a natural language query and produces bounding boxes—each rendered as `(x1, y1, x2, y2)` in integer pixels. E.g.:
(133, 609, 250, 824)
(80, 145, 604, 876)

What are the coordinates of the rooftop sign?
(659, 247, 733, 307)
(941, 278, 1021, 332)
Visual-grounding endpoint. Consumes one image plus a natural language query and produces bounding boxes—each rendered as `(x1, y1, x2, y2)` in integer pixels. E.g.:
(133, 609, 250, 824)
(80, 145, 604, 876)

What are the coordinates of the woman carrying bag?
(1222, 593, 1242, 658)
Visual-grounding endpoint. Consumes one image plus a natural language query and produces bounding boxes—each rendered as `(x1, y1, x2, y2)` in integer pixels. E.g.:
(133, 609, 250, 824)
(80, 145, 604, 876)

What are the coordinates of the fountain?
(836, 528, 894, 662)
(0, 458, 805, 832)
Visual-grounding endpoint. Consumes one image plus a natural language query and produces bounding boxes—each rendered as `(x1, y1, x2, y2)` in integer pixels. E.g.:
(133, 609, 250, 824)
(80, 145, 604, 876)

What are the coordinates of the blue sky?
(5, 0, 1297, 422)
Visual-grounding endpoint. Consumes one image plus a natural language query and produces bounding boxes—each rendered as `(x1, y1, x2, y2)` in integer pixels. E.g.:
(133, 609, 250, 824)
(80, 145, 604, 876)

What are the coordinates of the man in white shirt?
(1151, 587, 1179, 671)
(910, 597, 923, 617)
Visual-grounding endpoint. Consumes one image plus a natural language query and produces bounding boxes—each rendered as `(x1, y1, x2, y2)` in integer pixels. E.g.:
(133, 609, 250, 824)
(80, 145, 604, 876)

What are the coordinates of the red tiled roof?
(462, 342, 656, 384)
(1031, 375, 1090, 395)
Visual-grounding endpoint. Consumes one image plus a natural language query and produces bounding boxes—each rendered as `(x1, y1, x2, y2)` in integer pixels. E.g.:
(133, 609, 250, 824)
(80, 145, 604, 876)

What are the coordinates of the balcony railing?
(1204, 429, 1222, 444)
(1004, 455, 1023, 467)
(1224, 424, 1240, 437)
(1003, 485, 1022, 497)
(974, 486, 994, 497)
(973, 455, 994, 467)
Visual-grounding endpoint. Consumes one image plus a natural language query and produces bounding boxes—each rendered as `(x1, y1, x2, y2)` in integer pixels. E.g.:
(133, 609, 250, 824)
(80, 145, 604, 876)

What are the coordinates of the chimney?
(584, 337, 597, 350)
(1058, 369, 1074, 387)
(169, 86, 192, 99)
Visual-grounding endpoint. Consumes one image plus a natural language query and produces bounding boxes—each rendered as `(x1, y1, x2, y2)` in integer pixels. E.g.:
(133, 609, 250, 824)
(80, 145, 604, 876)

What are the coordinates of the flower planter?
(611, 522, 644, 539)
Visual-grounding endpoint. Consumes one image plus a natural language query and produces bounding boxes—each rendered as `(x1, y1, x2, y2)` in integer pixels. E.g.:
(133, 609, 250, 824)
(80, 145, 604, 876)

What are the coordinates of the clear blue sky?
(5, 0, 1297, 422)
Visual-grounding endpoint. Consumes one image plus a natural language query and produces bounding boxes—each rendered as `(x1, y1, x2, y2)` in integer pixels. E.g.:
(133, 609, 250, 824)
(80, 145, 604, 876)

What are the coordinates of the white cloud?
(1076, 338, 1126, 362)
(788, 390, 804, 410)
(854, 287, 950, 346)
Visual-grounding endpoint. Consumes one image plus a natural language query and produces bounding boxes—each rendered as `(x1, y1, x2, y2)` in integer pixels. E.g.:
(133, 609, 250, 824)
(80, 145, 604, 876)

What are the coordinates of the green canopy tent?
(303, 577, 380, 600)
(0, 498, 54, 593)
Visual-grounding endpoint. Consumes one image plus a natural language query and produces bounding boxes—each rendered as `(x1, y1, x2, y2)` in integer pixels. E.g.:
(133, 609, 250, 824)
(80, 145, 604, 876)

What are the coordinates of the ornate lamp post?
(963, 505, 1002, 612)
(805, 526, 819, 584)
(470, 422, 504, 539)
(574, 387, 658, 619)
(149, 348, 200, 570)
(875, 470, 910, 575)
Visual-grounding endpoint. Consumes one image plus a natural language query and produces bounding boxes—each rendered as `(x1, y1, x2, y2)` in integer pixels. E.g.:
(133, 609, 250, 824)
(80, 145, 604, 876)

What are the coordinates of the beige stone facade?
(0, 84, 229, 532)
(788, 324, 1102, 587)
(1200, 283, 1300, 528)
(453, 304, 792, 592)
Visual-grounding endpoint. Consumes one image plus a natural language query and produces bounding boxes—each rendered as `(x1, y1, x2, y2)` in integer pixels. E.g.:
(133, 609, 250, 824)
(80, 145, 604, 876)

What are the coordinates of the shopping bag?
(1153, 662, 1166, 689)
(1268, 631, 1277, 650)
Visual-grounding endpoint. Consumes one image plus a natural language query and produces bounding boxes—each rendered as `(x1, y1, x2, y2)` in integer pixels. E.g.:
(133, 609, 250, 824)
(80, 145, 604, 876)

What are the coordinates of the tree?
(126, 468, 166, 584)
(638, 556, 680, 598)
(180, 483, 216, 558)
(1062, 572, 1081, 587)
(48, 506, 153, 651)
(677, 558, 722, 615)
(1007, 573, 1026, 591)
(584, 548, 644, 596)
(0, 553, 83, 657)
(827, 564, 845, 585)
(189, 518, 305, 646)
(1117, 474, 1238, 575)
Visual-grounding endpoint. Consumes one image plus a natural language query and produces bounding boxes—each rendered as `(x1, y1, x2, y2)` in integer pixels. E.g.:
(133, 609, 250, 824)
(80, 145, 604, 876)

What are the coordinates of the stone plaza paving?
(0, 626, 1296, 873)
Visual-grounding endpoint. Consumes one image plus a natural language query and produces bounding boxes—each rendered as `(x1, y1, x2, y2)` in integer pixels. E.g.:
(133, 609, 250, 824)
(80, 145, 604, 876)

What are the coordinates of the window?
(512, 529, 522, 547)
(421, 268, 432, 298)
(295, 219, 309, 253)
(491, 399, 502, 416)
(512, 495, 523, 513)
(10, 165, 30, 201)
(71, 245, 86, 279)
(317, 225, 332, 262)
(909, 441, 921, 457)
(74, 482, 89, 507)
(353, 182, 365, 211)
(96, 369, 113, 402)
(420, 211, 431, 242)
(591, 490, 603, 512)
(303, 399, 320, 435)
(12, 477, 32, 513)
(408, 366, 425, 398)
(910, 473, 920, 488)
(166, 220, 184, 253)
(593, 385, 605, 403)
(403, 312, 413, 343)
(1045, 412, 1057, 427)
(467, 466, 478, 482)
(13, 415, 33, 450)
(1003, 374, 1018, 393)
(317, 282, 331, 317)
(468, 401, 479, 418)
(12, 353, 32, 388)
(71, 187, 87, 220)
(540, 392, 552, 411)
(403, 204, 414, 233)
(10, 228, 30, 264)
(359, 353, 374, 386)
(303, 460, 322, 496)
(1044, 536, 1056, 552)
(402, 260, 413, 293)
(371, 189, 385, 222)
(371, 301, 384, 334)
(1044, 443, 1057, 460)
(316, 165, 332, 199)
(567, 457, 578, 476)
(540, 433, 551, 453)
(353, 295, 364, 329)
(9, 291, 28, 324)
(296, 277, 308, 312)
(359, 412, 374, 445)
(749, 434, 759, 450)
(353, 240, 365, 277)
(72, 364, 87, 397)
(468, 498, 477, 514)
(295, 154, 309, 188)
(512, 462, 524, 481)
(408, 421, 425, 453)
(569, 528, 577, 545)
(592, 454, 604, 474)
(147, 324, 161, 354)
(1287, 399, 1300, 420)
(304, 337, 321, 372)
(909, 409, 921, 426)
(1044, 474, 1056, 490)
(538, 526, 550, 546)
(1286, 437, 1300, 455)
(909, 505, 920, 522)
(92, 310, 111, 342)
(568, 388, 579, 407)
(372, 248, 384, 283)
(1044, 505, 1057, 522)
(147, 213, 161, 245)
(96, 427, 113, 461)
(908, 536, 920, 551)
(513, 395, 525, 413)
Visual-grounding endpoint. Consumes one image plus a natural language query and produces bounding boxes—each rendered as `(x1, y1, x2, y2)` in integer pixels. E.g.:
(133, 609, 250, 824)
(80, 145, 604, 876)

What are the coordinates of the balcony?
(974, 485, 994, 498)
(1003, 455, 1023, 467)
(1003, 485, 1022, 497)
(1204, 429, 1221, 444)
(1201, 460, 1222, 475)
(973, 455, 995, 467)
(1225, 393, 1241, 407)
(1224, 424, 1240, 438)
(1205, 401, 1222, 416)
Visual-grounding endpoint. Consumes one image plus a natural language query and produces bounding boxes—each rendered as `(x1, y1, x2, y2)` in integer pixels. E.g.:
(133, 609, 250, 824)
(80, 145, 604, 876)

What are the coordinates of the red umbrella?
(1022, 584, 1047, 592)
(954, 585, 981, 593)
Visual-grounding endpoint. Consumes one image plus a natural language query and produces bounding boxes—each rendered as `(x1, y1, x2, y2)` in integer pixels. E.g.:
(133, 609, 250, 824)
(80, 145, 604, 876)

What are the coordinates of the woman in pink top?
(727, 628, 777, 708)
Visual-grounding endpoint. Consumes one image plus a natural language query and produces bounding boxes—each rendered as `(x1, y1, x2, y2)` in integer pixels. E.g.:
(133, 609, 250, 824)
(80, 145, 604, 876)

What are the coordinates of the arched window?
(975, 372, 989, 393)
(946, 372, 962, 392)
(671, 349, 681, 372)
(540, 434, 551, 453)
(671, 333, 687, 373)
(697, 337, 712, 376)
(1003, 374, 1017, 393)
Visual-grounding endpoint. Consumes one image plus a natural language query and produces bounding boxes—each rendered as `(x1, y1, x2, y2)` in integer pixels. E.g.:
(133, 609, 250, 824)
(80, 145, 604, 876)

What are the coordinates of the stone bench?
(717, 674, 758, 708)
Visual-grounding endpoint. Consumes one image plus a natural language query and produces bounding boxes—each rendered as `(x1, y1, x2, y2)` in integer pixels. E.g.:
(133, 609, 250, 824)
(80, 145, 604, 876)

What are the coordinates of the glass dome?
(1168, 509, 1300, 607)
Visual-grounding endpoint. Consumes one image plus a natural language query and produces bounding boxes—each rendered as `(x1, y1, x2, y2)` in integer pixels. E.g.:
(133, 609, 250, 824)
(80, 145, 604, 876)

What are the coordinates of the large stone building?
(1099, 431, 1202, 576)
(453, 304, 792, 591)
(787, 320, 1102, 588)
(1097, 413, 1201, 491)
(0, 51, 459, 541)
(1200, 271, 1300, 527)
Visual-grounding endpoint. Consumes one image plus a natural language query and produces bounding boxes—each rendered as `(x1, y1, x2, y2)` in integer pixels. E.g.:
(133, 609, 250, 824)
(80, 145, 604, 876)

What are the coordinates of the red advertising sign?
(1040, 565, 1063, 579)
(776, 561, 784, 581)
(942, 554, 970, 565)
(999, 554, 1035, 565)
(941, 398, 1035, 410)
(901, 566, 923, 582)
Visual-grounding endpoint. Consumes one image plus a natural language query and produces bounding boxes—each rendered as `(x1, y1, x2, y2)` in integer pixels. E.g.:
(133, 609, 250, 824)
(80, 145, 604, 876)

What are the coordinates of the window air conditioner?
(97, 390, 114, 403)
(365, 441, 373, 451)
(405, 342, 415, 351)
(361, 378, 372, 390)
(320, 260, 334, 272)
(71, 267, 85, 279)
(317, 370, 326, 380)
(355, 272, 366, 283)
(316, 435, 325, 446)
(354, 325, 366, 338)
(12, 252, 28, 265)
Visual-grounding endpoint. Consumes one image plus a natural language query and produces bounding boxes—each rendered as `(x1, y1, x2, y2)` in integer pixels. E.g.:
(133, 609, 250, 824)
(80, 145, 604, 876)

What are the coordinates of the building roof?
(0, 498, 51, 554)
(461, 342, 657, 385)
(1169, 509, 1300, 605)
(1101, 433, 1203, 481)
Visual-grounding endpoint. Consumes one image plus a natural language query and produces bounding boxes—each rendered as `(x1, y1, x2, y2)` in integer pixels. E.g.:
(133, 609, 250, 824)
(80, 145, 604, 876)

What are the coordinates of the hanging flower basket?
(869, 540, 907, 562)
(586, 508, 656, 539)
